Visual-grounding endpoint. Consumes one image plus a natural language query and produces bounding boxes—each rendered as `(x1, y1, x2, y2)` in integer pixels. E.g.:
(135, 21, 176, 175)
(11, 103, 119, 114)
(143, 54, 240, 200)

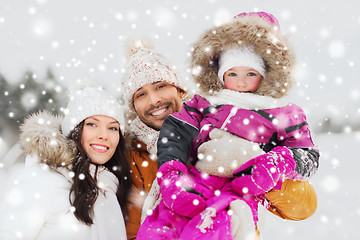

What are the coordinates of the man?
(121, 41, 187, 239)
(122, 41, 318, 239)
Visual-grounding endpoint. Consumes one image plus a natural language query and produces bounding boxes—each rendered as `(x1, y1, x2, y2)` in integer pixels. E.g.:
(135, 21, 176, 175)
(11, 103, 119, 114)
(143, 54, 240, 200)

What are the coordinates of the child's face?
(223, 66, 263, 93)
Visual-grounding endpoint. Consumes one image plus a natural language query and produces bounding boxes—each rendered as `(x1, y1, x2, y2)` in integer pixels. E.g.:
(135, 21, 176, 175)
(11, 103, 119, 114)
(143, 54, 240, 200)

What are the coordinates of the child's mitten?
(232, 146, 296, 196)
(157, 160, 206, 218)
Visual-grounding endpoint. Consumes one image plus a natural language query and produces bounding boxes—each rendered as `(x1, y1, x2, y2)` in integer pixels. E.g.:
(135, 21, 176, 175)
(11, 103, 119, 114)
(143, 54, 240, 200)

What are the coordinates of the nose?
(148, 91, 161, 106)
(98, 126, 108, 140)
(236, 77, 246, 88)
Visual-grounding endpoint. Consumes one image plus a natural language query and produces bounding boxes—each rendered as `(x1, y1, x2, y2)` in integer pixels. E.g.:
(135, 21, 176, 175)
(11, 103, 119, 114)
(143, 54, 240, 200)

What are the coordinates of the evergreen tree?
(0, 69, 67, 158)
(0, 74, 12, 132)
(41, 68, 67, 114)
(9, 69, 67, 130)
(0, 73, 11, 115)
(10, 70, 40, 126)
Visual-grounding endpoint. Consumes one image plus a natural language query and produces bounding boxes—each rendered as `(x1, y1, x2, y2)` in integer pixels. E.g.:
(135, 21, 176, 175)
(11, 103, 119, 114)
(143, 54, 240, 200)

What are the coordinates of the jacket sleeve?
(157, 114, 199, 168)
(278, 105, 320, 180)
(157, 95, 207, 168)
(289, 147, 319, 180)
(125, 146, 158, 240)
(126, 185, 143, 240)
(0, 158, 50, 239)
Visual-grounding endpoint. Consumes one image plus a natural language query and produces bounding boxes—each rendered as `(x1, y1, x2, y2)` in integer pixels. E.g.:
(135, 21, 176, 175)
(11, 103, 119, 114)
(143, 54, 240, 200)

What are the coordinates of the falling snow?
(0, 0, 359, 239)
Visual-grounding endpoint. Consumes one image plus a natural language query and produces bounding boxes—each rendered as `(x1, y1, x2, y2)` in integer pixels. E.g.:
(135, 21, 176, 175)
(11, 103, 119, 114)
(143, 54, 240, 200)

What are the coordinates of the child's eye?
(248, 72, 256, 76)
(228, 72, 237, 76)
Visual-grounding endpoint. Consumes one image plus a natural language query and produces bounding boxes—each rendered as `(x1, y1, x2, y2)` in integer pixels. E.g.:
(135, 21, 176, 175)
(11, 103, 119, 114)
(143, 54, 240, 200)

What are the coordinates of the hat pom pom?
(67, 80, 101, 96)
(125, 37, 154, 59)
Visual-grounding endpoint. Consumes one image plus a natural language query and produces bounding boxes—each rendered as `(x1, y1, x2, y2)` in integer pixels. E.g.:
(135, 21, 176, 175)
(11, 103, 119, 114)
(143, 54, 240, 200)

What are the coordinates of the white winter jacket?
(0, 155, 91, 240)
(0, 111, 127, 240)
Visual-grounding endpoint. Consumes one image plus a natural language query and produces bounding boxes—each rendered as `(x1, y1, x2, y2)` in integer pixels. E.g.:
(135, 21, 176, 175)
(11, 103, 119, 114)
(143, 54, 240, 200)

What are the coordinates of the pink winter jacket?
(158, 92, 319, 179)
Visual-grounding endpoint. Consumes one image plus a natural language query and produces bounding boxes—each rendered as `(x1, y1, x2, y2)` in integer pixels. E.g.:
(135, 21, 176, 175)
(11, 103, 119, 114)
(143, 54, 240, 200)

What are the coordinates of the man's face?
(133, 81, 184, 131)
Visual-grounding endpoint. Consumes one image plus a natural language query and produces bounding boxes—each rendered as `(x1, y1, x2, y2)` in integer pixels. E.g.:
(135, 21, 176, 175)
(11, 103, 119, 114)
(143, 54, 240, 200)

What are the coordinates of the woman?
(0, 87, 131, 240)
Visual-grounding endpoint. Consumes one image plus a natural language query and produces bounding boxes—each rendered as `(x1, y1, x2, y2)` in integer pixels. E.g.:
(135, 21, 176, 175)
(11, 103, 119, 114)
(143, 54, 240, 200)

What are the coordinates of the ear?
(177, 88, 186, 99)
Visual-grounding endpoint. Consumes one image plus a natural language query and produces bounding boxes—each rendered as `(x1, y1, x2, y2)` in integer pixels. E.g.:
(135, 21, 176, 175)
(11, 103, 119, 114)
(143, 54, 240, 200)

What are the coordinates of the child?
(138, 12, 319, 239)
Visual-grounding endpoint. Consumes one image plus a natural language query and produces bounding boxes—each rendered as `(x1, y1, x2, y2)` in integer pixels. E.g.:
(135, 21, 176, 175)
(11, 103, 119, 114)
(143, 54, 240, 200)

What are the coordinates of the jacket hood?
(191, 14, 296, 98)
(19, 111, 77, 167)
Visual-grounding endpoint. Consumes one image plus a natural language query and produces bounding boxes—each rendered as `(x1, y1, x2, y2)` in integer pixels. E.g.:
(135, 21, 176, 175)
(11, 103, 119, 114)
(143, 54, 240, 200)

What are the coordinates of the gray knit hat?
(122, 39, 186, 108)
(61, 87, 125, 136)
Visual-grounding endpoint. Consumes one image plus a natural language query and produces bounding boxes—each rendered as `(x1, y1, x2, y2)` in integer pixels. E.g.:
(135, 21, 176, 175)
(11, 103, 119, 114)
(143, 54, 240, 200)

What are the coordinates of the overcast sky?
(0, 0, 359, 128)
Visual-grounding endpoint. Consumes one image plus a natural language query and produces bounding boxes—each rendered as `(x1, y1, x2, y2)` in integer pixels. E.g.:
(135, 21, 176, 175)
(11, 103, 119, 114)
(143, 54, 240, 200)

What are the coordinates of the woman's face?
(81, 115, 120, 165)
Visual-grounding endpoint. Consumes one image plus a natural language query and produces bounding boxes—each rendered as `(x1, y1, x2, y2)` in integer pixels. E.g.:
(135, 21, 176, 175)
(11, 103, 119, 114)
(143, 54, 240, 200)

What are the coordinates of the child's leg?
(137, 201, 189, 239)
(264, 179, 317, 220)
(230, 199, 259, 240)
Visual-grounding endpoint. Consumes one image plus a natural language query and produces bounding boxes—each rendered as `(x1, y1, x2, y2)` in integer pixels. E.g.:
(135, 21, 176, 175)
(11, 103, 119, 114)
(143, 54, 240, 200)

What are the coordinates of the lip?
(90, 144, 109, 153)
(149, 106, 170, 119)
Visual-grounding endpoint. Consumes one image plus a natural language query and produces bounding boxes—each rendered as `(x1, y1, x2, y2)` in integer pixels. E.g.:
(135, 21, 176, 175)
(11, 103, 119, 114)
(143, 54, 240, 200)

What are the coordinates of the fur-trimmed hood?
(19, 111, 77, 167)
(191, 13, 296, 98)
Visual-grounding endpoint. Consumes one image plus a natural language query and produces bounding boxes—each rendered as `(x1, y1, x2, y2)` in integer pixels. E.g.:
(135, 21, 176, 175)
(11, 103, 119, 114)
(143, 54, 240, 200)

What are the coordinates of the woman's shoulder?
(1, 156, 71, 216)
(10, 155, 71, 193)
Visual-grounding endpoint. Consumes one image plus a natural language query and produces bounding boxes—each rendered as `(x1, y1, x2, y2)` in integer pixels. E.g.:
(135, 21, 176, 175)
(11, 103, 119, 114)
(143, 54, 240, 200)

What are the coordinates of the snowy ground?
(262, 131, 360, 240)
(1, 131, 359, 239)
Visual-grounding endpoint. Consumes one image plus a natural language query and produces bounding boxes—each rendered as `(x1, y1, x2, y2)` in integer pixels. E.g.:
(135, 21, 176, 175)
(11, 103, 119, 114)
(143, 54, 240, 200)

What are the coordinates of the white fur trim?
(19, 111, 76, 167)
(205, 89, 289, 110)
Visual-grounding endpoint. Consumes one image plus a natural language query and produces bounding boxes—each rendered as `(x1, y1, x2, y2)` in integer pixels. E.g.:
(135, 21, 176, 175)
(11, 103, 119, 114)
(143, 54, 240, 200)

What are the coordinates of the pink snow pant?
(137, 166, 259, 240)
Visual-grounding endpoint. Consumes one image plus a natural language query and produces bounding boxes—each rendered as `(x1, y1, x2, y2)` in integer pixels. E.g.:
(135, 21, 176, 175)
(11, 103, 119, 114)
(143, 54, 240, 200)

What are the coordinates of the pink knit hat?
(234, 11, 280, 30)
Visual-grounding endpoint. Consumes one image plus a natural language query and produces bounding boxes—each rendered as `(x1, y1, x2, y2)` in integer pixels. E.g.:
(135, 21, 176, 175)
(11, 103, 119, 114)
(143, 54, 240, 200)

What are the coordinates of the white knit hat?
(217, 46, 266, 83)
(122, 39, 186, 108)
(61, 87, 125, 136)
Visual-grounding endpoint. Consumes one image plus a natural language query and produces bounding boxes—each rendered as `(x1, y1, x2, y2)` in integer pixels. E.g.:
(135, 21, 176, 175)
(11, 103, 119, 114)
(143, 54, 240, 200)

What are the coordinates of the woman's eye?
(109, 127, 118, 131)
(86, 123, 96, 127)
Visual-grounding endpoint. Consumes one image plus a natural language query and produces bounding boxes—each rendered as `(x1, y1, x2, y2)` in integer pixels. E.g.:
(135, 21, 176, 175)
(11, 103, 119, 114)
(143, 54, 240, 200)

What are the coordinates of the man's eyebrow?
(135, 81, 163, 93)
